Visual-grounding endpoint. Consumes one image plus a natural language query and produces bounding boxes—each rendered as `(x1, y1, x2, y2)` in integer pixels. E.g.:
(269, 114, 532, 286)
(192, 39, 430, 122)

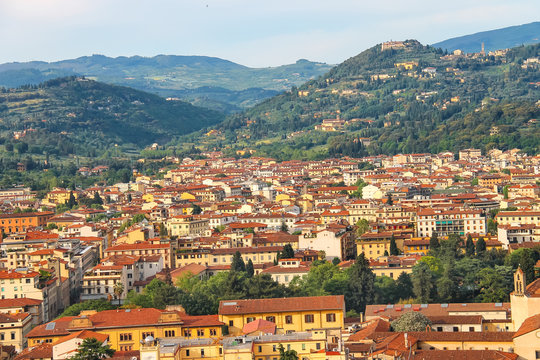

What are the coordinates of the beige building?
(167, 215, 210, 237)
(0, 312, 32, 352)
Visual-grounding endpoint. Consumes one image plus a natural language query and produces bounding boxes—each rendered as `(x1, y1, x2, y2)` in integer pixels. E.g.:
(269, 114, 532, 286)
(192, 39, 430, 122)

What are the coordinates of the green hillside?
(195, 40, 540, 159)
(433, 22, 540, 53)
(0, 77, 224, 157)
(0, 56, 332, 112)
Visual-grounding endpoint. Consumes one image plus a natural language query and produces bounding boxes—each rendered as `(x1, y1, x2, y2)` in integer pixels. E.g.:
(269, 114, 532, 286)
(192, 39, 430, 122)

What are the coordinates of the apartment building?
(416, 209, 486, 237)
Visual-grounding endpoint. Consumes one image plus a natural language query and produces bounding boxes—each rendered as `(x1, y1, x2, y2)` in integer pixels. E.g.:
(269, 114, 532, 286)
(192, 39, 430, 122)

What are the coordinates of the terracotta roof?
(373, 331, 515, 342)
(429, 315, 483, 325)
(525, 277, 540, 297)
(219, 295, 344, 315)
(365, 303, 510, 320)
(513, 313, 540, 338)
(409, 350, 518, 360)
(347, 318, 391, 342)
(71, 308, 183, 329)
(181, 314, 224, 328)
(0, 298, 42, 308)
(52, 329, 109, 345)
(14, 343, 52, 360)
(26, 316, 76, 338)
(242, 318, 276, 335)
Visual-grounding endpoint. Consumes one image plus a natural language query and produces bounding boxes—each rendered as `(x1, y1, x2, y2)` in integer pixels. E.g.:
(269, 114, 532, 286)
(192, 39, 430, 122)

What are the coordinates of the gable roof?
(219, 295, 344, 315)
(513, 313, 540, 338)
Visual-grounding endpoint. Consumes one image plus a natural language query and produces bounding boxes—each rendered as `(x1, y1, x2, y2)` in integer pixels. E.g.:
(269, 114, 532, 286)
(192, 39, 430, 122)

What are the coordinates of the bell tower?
(514, 267, 526, 296)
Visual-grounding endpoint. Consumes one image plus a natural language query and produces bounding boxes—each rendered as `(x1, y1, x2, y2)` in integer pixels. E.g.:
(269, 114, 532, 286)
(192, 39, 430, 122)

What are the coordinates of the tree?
(280, 222, 289, 233)
(246, 259, 255, 278)
(374, 276, 397, 304)
(59, 299, 115, 318)
(437, 261, 459, 302)
(412, 262, 435, 303)
(476, 267, 512, 302)
(278, 344, 299, 360)
(346, 254, 375, 313)
(356, 219, 369, 237)
(389, 235, 399, 256)
(505, 248, 539, 284)
(163, 265, 173, 286)
(113, 282, 124, 305)
(231, 251, 246, 272)
(475, 237, 487, 256)
(282, 244, 295, 259)
(93, 192, 103, 205)
(465, 234, 475, 257)
(395, 272, 414, 301)
(159, 222, 168, 238)
(332, 257, 340, 266)
(71, 337, 115, 360)
(66, 191, 77, 209)
(391, 312, 432, 332)
(386, 193, 393, 206)
(429, 232, 440, 254)
(191, 204, 202, 215)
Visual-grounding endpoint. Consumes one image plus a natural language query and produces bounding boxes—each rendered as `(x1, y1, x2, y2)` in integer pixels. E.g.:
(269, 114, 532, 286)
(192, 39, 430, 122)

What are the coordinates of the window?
(469, 327, 475, 332)
(165, 330, 176, 337)
(119, 333, 132, 341)
(10, 332, 15, 340)
(197, 329, 204, 337)
(142, 332, 154, 339)
(326, 313, 336, 322)
(258, 346, 262, 353)
(316, 343, 321, 350)
(304, 314, 314, 323)
(437, 327, 443, 332)
(535, 350, 540, 359)
(0, 333, 4, 340)
(229, 320, 234, 326)
(287, 345, 291, 351)
(247, 317, 255, 323)
(201, 349, 205, 356)
(266, 316, 276, 323)
(453, 327, 458, 332)
(302, 344, 306, 350)
(273, 345, 277, 352)
(210, 329, 217, 336)
(186, 350, 190, 356)
(184, 330, 192, 337)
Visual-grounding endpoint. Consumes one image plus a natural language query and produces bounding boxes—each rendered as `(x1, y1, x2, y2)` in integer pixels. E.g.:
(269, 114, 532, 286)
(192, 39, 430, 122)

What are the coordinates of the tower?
(514, 267, 525, 296)
(481, 42, 485, 55)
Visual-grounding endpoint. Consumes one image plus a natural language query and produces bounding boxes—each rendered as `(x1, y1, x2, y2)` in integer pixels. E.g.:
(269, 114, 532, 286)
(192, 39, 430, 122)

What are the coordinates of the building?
(416, 209, 486, 237)
(218, 295, 345, 335)
(0, 212, 53, 235)
(260, 259, 311, 285)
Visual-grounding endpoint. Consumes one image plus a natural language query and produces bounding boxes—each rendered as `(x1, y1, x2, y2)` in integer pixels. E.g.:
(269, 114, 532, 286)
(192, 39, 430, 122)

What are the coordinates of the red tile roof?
(219, 295, 344, 315)
(513, 313, 540, 338)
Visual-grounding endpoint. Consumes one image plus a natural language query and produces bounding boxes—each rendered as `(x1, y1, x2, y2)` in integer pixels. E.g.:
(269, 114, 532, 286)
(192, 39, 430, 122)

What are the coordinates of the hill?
(432, 22, 540, 53)
(0, 56, 332, 112)
(0, 77, 224, 157)
(197, 40, 540, 159)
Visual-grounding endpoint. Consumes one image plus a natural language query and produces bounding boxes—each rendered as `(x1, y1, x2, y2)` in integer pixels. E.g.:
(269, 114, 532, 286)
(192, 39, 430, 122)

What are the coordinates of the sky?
(0, 0, 539, 67)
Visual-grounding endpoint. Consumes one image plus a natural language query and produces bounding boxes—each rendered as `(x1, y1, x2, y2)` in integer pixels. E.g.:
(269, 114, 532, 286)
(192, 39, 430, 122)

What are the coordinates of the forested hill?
(0, 77, 224, 157)
(206, 40, 540, 160)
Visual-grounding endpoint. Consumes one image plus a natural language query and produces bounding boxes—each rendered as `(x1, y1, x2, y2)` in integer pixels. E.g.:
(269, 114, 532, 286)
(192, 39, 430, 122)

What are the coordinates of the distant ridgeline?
(0, 76, 224, 157)
(205, 40, 540, 160)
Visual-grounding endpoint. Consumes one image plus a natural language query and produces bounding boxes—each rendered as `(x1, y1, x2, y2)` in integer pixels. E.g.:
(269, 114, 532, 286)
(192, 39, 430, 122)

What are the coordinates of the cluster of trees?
(409, 233, 540, 304)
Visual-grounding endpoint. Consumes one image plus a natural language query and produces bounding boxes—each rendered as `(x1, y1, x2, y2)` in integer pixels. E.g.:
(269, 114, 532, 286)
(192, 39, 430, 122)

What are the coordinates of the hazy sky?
(0, 0, 538, 67)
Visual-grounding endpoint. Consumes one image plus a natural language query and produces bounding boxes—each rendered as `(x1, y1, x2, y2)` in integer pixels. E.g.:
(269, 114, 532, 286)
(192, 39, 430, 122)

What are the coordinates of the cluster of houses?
(0, 147, 537, 358)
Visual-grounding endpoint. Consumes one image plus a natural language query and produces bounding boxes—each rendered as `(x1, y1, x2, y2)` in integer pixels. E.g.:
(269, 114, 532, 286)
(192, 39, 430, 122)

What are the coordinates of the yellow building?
(218, 296, 345, 335)
(26, 309, 224, 352)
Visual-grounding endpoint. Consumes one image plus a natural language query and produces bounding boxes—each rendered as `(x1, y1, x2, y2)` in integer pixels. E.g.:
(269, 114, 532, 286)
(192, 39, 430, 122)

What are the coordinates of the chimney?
(404, 333, 408, 349)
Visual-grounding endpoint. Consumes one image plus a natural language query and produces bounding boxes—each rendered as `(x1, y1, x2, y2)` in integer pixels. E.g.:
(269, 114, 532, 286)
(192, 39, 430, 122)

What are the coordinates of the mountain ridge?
(432, 21, 540, 53)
